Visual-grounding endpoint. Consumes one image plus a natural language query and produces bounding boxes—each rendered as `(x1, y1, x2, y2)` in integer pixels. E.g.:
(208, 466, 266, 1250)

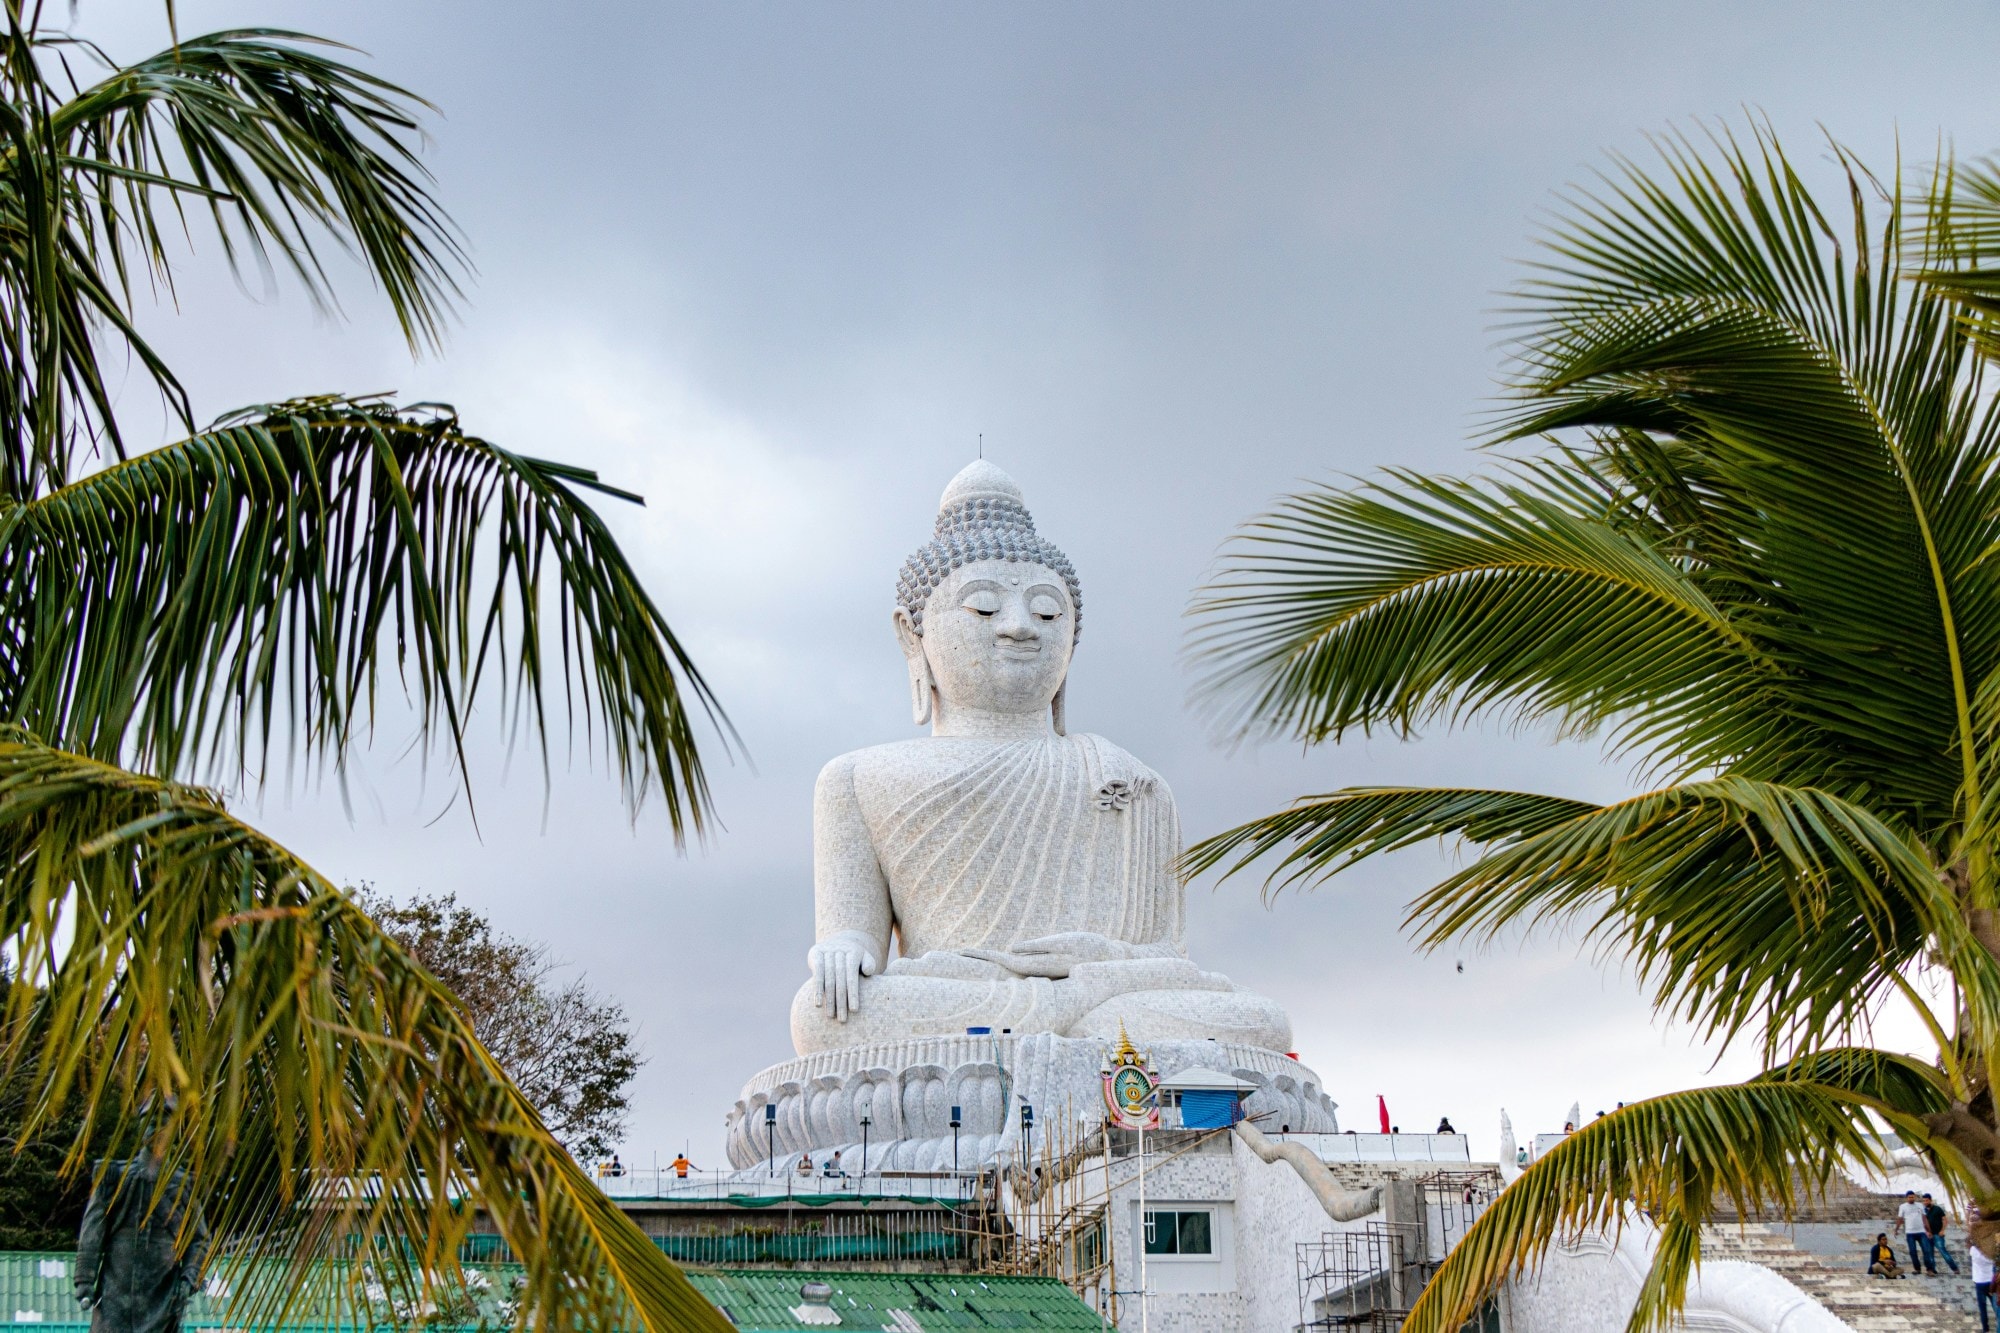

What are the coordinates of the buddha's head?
(893, 461, 1082, 733)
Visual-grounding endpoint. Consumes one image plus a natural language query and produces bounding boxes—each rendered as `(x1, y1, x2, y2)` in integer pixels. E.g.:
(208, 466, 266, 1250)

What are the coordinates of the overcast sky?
(74, 0, 2000, 1163)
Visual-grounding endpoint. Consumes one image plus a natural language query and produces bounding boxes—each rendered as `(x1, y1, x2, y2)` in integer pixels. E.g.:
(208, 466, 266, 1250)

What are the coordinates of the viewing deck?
(589, 1130, 1473, 1203)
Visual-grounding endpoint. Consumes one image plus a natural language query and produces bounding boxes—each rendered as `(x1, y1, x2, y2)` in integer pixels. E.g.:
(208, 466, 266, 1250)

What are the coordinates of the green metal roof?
(0, 1252, 1105, 1331)
(693, 1270, 1107, 1331)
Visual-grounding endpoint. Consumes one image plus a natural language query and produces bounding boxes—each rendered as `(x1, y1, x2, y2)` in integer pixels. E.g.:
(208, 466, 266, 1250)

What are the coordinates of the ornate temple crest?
(1101, 1026, 1160, 1130)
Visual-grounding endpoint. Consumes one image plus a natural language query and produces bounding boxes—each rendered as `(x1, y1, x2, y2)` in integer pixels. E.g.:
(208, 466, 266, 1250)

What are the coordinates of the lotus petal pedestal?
(724, 1032, 1339, 1175)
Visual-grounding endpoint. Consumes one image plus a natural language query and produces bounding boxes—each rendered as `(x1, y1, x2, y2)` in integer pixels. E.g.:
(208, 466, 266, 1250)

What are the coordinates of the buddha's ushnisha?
(793, 461, 1292, 1055)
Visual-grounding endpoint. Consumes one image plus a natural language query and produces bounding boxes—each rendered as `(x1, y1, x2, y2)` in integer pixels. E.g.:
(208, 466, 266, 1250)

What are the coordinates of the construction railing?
(590, 1167, 980, 1202)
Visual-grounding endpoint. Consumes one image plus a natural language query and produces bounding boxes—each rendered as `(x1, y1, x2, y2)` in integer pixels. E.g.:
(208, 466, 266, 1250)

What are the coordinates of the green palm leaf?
(1191, 119, 2000, 1320)
(0, 10, 462, 496)
(0, 395, 723, 833)
(50, 28, 462, 347)
(0, 5, 736, 1321)
(1499, 127, 2000, 820)
(1186, 779, 1947, 1050)
(1404, 1051, 1950, 1333)
(1190, 466, 1766, 769)
(0, 728, 730, 1331)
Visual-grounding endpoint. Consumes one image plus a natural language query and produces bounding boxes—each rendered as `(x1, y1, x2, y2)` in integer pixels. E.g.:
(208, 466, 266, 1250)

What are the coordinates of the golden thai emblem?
(1101, 1026, 1159, 1130)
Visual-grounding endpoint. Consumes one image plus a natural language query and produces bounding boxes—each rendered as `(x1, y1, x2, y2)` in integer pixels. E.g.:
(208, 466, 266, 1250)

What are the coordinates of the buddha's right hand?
(808, 930, 880, 1022)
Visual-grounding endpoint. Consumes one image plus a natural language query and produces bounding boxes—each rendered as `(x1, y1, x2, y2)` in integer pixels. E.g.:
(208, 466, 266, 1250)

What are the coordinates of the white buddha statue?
(791, 460, 1293, 1056)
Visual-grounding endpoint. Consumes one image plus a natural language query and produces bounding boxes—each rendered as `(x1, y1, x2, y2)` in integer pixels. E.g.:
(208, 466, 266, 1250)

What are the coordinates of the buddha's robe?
(791, 732, 1293, 1054)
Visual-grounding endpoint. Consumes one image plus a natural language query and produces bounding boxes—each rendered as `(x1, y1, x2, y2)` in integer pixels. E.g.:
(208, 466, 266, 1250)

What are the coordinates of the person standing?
(1974, 1238, 1996, 1330)
(1923, 1193, 1960, 1274)
(1898, 1191, 1934, 1274)
(670, 1152, 693, 1180)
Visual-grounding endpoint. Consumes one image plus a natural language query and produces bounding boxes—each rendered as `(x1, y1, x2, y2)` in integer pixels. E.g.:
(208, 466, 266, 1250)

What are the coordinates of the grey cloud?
(73, 0, 1992, 1160)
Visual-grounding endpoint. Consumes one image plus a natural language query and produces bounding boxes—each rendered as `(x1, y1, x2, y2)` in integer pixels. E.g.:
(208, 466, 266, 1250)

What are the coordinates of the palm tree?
(1187, 122, 2000, 1332)
(0, 7, 731, 1331)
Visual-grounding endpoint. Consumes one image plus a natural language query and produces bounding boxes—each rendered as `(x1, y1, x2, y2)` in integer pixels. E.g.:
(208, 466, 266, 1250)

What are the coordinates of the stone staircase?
(1700, 1223, 1970, 1331)
(1712, 1173, 1916, 1225)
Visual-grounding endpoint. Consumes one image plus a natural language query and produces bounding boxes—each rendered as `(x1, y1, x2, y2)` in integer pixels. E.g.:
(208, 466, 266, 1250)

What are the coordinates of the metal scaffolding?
(1296, 1166, 1504, 1331)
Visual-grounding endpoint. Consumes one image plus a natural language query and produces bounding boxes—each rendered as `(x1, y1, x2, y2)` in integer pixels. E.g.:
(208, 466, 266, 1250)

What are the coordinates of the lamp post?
(859, 1113, 872, 1182)
(1020, 1102, 1035, 1180)
(764, 1103, 777, 1178)
(1136, 1086, 1160, 1333)
(949, 1105, 962, 1179)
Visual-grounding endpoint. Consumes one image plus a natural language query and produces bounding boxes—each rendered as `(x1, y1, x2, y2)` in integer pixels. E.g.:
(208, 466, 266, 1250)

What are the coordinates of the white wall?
(1229, 1132, 1380, 1333)
(1105, 1149, 1242, 1332)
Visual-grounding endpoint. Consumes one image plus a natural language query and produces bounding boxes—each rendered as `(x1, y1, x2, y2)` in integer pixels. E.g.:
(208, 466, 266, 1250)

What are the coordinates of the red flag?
(1377, 1095, 1391, 1134)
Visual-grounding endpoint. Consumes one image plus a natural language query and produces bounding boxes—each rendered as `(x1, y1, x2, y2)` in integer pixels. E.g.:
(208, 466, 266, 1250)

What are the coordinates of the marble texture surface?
(1230, 1131, 1373, 1333)
(730, 460, 1314, 1176)
(1507, 1219, 1851, 1333)
(725, 1033, 1339, 1172)
(794, 459, 1294, 1055)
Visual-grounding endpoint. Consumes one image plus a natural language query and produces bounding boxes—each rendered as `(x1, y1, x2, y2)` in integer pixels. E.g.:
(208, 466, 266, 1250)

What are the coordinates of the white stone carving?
(793, 460, 1292, 1057)
(1508, 1216, 1852, 1333)
(1231, 1121, 1380, 1221)
(730, 460, 1309, 1172)
(725, 1035, 1338, 1172)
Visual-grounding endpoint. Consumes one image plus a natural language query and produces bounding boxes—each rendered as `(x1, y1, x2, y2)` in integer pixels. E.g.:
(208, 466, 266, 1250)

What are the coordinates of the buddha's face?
(899, 559, 1075, 717)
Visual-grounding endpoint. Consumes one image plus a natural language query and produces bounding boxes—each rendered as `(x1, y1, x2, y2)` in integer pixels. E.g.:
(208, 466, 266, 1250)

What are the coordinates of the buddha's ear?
(892, 606, 923, 660)
(1052, 679, 1068, 737)
(892, 608, 934, 726)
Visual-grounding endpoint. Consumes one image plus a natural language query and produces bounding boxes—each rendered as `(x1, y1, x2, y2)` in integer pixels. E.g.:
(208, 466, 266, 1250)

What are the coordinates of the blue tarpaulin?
(1179, 1089, 1242, 1130)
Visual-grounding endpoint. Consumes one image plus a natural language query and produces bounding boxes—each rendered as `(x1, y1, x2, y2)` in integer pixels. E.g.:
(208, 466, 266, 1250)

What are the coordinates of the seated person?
(1869, 1233, 1904, 1278)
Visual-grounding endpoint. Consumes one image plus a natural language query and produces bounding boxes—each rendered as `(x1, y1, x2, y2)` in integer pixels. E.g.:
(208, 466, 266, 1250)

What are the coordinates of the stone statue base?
(724, 1032, 1339, 1174)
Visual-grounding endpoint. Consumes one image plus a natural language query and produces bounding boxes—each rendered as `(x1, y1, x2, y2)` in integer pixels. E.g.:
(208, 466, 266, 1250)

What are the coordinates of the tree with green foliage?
(360, 890, 643, 1163)
(1188, 123, 2000, 1332)
(0, 5, 731, 1330)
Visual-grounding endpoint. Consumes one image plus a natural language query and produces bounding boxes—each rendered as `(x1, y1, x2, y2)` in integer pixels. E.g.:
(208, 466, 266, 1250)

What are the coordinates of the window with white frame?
(1142, 1208, 1214, 1256)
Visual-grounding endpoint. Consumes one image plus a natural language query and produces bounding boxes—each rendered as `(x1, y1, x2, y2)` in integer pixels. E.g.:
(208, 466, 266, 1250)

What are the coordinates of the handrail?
(589, 1166, 980, 1202)
(1235, 1122, 1382, 1222)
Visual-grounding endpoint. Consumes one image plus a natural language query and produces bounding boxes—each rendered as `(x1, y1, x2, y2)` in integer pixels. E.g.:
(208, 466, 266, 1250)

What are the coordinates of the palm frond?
(1490, 121, 2000, 826)
(0, 15, 463, 496)
(0, 728, 731, 1332)
(1187, 113, 2000, 1332)
(51, 28, 463, 350)
(1403, 1051, 1949, 1333)
(1179, 785, 1596, 892)
(1186, 779, 1947, 1052)
(0, 395, 725, 835)
(1912, 154, 2000, 358)
(1189, 465, 1765, 769)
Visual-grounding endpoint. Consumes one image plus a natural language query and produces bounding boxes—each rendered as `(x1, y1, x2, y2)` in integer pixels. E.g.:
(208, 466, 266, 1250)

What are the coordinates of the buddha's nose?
(994, 601, 1039, 642)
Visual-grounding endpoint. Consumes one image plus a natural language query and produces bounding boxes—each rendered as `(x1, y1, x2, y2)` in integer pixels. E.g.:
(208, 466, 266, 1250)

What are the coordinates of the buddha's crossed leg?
(790, 953, 1292, 1055)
